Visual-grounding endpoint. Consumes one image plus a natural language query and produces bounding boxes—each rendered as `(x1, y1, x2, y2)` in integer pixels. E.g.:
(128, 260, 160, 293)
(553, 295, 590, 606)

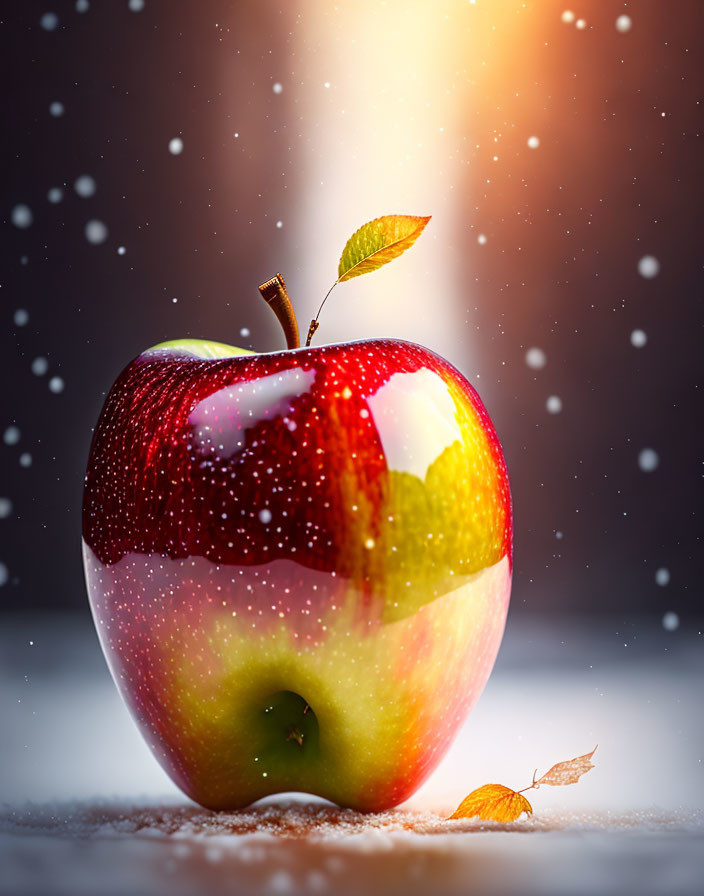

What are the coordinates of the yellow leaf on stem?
(448, 784, 533, 823)
(337, 214, 431, 282)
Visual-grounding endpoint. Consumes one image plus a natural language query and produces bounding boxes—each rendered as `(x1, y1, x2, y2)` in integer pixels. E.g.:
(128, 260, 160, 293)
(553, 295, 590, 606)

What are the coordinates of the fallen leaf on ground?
(535, 746, 598, 787)
(449, 746, 597, 822)
(448, 784, 533, 822)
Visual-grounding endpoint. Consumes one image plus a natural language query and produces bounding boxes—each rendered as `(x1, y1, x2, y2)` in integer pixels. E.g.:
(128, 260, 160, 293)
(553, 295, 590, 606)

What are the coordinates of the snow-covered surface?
(1, 613, 703, 894)
(1, 800, 702, 896)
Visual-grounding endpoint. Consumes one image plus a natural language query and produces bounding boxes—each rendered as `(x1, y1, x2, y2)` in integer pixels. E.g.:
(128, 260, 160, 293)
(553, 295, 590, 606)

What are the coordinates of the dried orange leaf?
(535, 746, 598, 787)
(448, 784, 533, 823)
(337, 214, 431, 282)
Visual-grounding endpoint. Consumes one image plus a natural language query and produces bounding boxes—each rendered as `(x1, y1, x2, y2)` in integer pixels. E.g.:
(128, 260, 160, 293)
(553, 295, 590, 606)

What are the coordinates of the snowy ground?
(1, 613, 703, 895)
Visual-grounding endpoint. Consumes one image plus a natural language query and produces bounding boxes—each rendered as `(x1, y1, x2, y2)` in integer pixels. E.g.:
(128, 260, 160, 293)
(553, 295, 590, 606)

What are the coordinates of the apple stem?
(305, 279, 339, 347)
(258, 274, 300, 349)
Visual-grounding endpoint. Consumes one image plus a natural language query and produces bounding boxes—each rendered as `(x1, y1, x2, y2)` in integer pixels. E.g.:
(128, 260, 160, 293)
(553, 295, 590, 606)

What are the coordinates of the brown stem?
(258, 274, 300, 349)
(305, 278, 339, 346)
(305, 319, 319, 347)
(517, 781, 538, 794)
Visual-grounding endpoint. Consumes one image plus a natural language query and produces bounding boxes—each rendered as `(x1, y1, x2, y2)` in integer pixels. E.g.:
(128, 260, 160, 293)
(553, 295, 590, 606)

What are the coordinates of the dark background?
(1, 0, 703, 623)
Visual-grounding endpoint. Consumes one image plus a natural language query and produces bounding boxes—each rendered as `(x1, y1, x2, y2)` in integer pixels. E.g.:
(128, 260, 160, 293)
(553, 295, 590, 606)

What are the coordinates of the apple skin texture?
(82, 337, 512, 811)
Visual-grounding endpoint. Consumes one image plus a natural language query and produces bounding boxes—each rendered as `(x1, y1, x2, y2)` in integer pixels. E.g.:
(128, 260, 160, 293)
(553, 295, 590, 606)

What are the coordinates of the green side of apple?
(146, 338, 255, 359)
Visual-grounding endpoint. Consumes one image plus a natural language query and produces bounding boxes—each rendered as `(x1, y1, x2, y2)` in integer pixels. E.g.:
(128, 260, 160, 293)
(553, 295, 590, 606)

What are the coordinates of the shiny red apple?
(82, 335, 512, 810)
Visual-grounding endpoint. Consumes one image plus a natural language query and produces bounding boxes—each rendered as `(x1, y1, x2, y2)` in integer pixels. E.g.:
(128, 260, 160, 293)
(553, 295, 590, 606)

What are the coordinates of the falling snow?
(74, 175, 97, 198)
(31, 357, 49, 376)
(85, 220, 108, 244)
(3, 426, 21, 446)
(525, 347, 547, 369)
(40, 12, 59, 32)
(638, 255, 660, 279)
(630, 329, 647, 348)
(655, 567, 670, 587)
(638, 448, 659, 473)
(662, 611, 679, 631)
(11, 205, 33, 229)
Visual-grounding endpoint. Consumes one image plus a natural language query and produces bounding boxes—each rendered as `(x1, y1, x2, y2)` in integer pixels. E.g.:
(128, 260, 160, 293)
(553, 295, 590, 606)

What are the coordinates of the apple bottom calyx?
(255, 691, 319, 773)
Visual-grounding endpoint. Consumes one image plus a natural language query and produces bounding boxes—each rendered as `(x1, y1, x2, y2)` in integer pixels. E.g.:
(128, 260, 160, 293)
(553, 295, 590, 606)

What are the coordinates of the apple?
(82, 332, 512, 811)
